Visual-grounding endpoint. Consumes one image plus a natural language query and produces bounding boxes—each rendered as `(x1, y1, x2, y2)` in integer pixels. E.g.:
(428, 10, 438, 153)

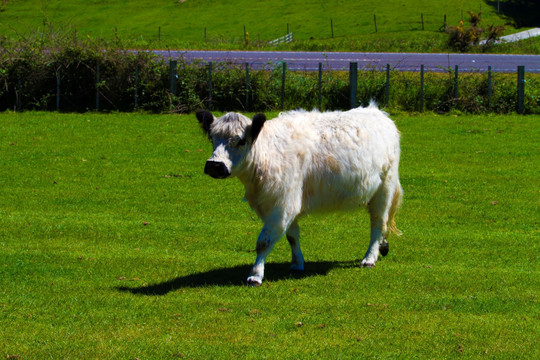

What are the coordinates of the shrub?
(446, 11, 504, 52)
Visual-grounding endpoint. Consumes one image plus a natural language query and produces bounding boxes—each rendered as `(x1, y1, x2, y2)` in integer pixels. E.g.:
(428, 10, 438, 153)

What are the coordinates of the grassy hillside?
(0, 0, 525, 52)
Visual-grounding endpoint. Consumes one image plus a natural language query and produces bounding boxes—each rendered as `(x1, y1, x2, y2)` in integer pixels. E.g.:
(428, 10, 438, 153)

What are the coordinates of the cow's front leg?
(286, 219, 304, 273)
(361, 221, 384, 267)
(247, 210, 294, 286)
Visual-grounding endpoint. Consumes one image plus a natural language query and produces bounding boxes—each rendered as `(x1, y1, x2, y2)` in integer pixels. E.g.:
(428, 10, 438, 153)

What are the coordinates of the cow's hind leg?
(286, 219, 304, 273)
(361, 180, 401, 267)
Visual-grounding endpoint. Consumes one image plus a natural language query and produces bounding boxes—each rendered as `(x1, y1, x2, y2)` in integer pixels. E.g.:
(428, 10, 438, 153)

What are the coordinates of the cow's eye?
(231, 136, 246, 147)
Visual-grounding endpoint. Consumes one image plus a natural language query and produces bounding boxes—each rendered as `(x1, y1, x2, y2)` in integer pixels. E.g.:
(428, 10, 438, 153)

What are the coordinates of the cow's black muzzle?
(204, 161, 230, 179)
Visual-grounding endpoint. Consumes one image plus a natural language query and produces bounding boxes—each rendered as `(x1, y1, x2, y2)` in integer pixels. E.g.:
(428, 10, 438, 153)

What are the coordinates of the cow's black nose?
(204, 161, 230, 179)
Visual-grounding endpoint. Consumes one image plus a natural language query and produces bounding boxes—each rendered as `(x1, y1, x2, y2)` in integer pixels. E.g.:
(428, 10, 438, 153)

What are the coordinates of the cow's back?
(245, 106, 400, 215)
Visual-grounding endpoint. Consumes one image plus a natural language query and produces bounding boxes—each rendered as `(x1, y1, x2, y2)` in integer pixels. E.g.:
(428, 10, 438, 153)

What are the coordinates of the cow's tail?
(387, 181, 403, 236)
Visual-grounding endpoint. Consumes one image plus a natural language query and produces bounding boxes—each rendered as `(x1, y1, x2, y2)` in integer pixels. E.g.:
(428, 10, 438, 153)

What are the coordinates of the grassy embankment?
(0, 0, 537, 53)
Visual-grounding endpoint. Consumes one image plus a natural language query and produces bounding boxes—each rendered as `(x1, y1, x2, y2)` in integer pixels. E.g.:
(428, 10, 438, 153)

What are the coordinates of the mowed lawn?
(0, 111, 538, 359)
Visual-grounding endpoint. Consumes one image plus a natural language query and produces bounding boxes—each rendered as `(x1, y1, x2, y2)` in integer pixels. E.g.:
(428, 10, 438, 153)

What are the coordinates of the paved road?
(154, 50, 540, 73)
(480, 27, 540, 45)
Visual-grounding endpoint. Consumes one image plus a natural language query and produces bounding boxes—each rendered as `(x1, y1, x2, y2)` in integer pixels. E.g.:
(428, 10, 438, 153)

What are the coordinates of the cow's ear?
(196, 110, 214, 137)
(251, 113, 266, 141)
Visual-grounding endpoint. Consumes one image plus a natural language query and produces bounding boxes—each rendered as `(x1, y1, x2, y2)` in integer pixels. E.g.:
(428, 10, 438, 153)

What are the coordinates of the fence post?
(331, 19, 334, 38)
(421, 13, 424, 30)
(245, 63, 250, 110)
(169, 60, 177, 96)
(443, 14, 447, 31)
(56, 67, 61, 111)
(420, 64, 425, 112)
(349, 62, 358, 109)
(517, 65, 525, 114)
(95, 62, 100, 111)
(134, 64, 139, 109)
(373, 14, 377, 33)
(318, 62, 323, 110)
(15, 63, 21, 110)
(208, 62, 213, 110)
(385, 64, 390, 107)
(281, 62, 287, 110)
(487, 65, 492, 110)
(454, 65, 459, 105)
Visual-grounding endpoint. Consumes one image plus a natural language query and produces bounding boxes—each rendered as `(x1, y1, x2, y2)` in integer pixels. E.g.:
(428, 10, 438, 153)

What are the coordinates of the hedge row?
(1, 36, 538, 114)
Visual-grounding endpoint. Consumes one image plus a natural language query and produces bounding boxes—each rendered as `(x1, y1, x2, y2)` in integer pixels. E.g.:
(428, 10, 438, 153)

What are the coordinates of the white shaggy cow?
(196, 103, 402, 286)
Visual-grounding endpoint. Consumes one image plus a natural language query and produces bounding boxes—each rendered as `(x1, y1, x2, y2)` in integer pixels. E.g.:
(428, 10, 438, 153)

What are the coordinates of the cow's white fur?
(198, 103, 402, 286)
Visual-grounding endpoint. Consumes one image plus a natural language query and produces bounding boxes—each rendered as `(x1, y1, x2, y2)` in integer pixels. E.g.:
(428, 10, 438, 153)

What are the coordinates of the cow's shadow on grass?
(117, 260, 357, 295)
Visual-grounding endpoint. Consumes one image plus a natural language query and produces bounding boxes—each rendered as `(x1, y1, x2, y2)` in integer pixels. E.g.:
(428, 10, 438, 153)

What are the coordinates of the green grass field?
(0, 111, 539, 358)
(0, 0, 533, 52)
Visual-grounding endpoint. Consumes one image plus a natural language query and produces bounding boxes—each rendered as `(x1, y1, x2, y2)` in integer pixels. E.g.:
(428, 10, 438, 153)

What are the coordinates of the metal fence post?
(454, 65, 459, 106)
(208, 61, 213, 110)
(56, 68, 61, 111)
(385, 64, 390, 107)
(517, 65, 525, 114)
(318, 62, 323, 110)
(349, 62, 358, 109)
(169, 60, 177, 96)
(134, 64, 139, 109)
(281, 62, 286, 110)
(487, 65, 492, 110)
(245, 63, 250, 110)
(420, 64, 425, 112)
(95, 62, 100, 111)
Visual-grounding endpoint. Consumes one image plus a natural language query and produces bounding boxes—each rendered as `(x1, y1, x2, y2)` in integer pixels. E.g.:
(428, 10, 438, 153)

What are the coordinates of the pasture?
(0, 111, 538, 358)
(0, 0, 535, 53)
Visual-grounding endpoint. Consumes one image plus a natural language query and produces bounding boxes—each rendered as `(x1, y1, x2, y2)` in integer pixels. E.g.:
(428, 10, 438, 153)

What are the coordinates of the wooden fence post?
(373, 14, 377, 33)
(443, 14, 447, 31)
(517, 65, 525, 114)
(421, 13, 424, 30)
(349, 62, 358, 109)
(331, 19, 334, 38)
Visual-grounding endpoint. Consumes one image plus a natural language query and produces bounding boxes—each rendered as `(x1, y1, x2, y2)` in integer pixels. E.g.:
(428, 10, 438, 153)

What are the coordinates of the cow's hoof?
(360, 260, 376, 268)
(380, 241, 389, 257)
(246, 276, 263, 287)
(290, 263, 304, 274)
